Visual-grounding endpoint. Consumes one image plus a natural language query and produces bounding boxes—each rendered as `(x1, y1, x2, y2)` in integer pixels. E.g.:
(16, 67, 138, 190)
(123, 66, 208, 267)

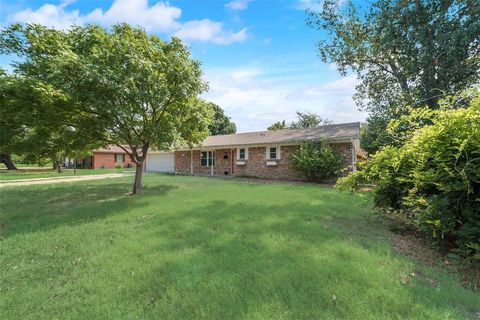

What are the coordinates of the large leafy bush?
(291, 141, 343, 182)
(338, 94, 480, 260)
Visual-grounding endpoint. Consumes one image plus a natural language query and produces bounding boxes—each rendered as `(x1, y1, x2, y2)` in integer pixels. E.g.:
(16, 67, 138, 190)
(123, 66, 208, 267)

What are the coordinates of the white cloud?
(302, 75, 359, 96)
(295, 0, 324, 11)
(231, 67, 260, 80)
(202, 67, 366, 132)
(174, 20, 247, 45)
(8, 0, 246, 45)
(86, 0, 181, 32)
(10, 2, 84, 29)
(225, 0, 251, 11)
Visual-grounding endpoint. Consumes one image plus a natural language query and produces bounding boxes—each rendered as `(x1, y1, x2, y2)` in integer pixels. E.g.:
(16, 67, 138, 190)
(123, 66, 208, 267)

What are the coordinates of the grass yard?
(0, 174, 478, 319)
(0, 168, 134, 181)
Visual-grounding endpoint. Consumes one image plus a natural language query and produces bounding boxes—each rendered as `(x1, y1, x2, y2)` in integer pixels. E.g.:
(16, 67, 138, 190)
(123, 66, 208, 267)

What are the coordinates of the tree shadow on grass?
(112, 200, 479, 319)
(0, 181, 177, 238)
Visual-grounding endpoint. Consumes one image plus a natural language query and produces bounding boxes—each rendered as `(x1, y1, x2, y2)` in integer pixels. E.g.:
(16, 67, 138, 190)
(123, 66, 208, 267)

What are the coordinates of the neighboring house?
(70, 145, 135, 169)
(144, 122, 361, 181)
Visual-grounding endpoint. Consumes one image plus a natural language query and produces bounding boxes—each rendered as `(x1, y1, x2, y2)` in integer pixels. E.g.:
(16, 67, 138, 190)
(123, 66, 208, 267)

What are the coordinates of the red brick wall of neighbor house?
(92, 152, 134, 169)
(174, 142, 353, 180)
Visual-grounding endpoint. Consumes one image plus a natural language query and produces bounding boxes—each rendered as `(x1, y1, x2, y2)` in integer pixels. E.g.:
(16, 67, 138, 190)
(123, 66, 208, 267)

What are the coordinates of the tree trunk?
(132, 162, 143, 195)
(0, 154, 17, 170)
(56, 161, 63, 173)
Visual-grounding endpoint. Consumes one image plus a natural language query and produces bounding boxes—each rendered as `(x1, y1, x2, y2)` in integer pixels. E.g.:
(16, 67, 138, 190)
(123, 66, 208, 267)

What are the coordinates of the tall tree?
(1, 24, 213, 194)
(268, 111, 331, 130)
(0, 70, 18, 170)
(207, 102, 237, 135)
(0, 72, 96, 171)
(308, 0, 480, 153)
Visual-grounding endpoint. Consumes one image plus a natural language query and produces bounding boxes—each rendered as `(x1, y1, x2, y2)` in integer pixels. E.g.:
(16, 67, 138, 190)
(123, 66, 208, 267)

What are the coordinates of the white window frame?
(237, 147, 248, 160)
(266, 145, 281, 160)
(115, 153, 124, 163)
(200, 150, 215, 167)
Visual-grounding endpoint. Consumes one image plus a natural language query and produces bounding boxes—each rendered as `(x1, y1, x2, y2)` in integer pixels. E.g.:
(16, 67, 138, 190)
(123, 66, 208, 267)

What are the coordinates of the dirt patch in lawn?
(391, 226, 480, 291)
(392, 229, 443, 267)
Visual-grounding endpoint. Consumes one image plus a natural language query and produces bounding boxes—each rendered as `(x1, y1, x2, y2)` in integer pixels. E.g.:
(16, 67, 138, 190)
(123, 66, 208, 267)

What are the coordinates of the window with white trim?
(115, 153, 125, 162)
(266, 146, 280, 160)
(237, 147, 248, 160)
(201, 151, 215, 167)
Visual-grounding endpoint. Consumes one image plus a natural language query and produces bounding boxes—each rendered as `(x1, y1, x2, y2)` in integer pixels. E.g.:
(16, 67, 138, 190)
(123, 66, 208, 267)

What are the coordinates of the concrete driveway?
(0, 173, 132, 188)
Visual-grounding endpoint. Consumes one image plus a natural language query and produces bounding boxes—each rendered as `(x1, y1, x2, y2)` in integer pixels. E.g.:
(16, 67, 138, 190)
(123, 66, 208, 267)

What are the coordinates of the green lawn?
(0, 168, 134, 181)
(0, 175, 478, 319)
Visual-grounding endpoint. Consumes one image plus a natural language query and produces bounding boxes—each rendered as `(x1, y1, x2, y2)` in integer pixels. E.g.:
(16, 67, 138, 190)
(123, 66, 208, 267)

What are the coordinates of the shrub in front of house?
(115, 163, 123, 169)
(291, 140, 343, 182)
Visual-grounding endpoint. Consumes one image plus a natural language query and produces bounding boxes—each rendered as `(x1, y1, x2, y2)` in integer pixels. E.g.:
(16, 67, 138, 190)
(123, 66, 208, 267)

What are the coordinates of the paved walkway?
(0, 173, 132, 188)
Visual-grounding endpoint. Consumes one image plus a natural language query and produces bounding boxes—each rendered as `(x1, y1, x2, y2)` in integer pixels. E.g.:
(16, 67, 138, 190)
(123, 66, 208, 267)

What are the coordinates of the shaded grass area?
(0, 175, 478, 319)
(0, 168, 134, 181)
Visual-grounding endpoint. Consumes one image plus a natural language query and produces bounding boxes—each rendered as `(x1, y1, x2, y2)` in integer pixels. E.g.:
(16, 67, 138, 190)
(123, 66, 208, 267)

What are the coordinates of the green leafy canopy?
(308, 0, 480, 153)
(1, 23, 214, 193)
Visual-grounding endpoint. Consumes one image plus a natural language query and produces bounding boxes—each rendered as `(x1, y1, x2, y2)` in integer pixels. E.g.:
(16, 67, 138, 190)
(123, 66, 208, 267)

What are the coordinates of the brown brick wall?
(235, 145, 304, 180)
(174, 142, 353, 181)
(175, 151, 192, 174)
(93, 152, 134, 169)
(332, 142, 353, 172)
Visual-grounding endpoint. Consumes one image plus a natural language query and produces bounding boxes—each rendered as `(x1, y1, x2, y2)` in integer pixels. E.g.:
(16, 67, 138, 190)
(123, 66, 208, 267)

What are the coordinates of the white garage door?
(147, 153, 174, 172)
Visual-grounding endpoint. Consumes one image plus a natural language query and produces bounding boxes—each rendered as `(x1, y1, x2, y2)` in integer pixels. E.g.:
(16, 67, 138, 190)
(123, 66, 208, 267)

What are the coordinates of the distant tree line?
(268, 111, 332, 130)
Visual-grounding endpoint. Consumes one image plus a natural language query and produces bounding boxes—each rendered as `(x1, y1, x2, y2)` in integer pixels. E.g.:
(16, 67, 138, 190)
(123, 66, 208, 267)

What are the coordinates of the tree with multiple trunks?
(1, 23, 213, 194)
(308, 0, 480, 153)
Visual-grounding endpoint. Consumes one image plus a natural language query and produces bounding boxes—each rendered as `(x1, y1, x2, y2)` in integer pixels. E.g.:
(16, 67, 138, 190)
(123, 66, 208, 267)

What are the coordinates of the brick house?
(172, 122, 360, 180)
(71, 145, 135, 169)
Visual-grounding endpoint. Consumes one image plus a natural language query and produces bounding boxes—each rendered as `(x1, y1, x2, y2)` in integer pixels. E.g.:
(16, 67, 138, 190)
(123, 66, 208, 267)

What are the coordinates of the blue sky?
(0, 0, 368, 132)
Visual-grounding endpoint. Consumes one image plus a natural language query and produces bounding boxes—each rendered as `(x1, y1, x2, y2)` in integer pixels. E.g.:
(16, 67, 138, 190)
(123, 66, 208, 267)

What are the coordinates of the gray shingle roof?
(198, 122, 360, 148)
(94, 145, 132, 154)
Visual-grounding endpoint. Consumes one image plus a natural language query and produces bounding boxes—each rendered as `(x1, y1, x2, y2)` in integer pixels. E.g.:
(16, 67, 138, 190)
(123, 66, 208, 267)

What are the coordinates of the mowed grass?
(0, 175, 478, 319)
(0, 168, 134, 181)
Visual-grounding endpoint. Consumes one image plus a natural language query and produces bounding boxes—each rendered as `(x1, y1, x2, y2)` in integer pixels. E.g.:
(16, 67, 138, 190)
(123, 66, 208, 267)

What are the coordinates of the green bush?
(291, 140, 343, 182)
(338, 94, 480, 261)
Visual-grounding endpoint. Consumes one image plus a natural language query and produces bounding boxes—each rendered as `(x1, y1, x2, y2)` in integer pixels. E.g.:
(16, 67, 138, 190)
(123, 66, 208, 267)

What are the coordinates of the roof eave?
(176, 136, 357, 151)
